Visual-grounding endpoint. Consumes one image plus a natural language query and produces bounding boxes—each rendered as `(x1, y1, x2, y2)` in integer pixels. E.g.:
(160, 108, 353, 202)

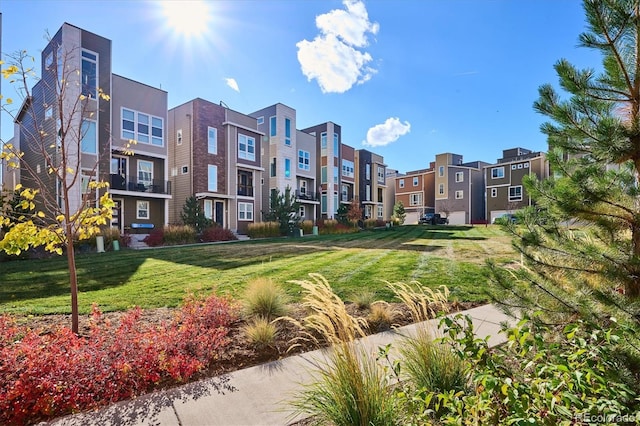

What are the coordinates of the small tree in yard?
(180, 195, 211, 233)
(336, 203, 349, 225)
(392, 201, 406, 225)
(347, 197, 362, 226)
(263, 186, 300, 235)
(0, 50, 113, 334)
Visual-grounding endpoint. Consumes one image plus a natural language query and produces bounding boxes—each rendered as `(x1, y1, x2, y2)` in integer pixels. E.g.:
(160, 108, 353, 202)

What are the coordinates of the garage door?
(447, 211, 466, 225)
(406, 211, 420, 225)
(490, 210, 508, 224)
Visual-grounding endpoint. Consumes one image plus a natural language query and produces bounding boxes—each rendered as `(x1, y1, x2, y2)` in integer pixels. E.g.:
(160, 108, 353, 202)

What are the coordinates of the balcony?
(238, 185, 254, 197)
(110, 174, 171, 195)
(295, 190, 318, 201)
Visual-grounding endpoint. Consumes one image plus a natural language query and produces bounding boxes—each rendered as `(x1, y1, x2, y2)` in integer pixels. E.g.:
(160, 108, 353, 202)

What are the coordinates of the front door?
(111, 198, 123, 231)
(215, 201, 224, 227)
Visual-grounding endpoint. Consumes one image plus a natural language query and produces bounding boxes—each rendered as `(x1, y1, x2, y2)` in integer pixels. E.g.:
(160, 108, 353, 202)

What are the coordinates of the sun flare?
(161, 0, 211, 37)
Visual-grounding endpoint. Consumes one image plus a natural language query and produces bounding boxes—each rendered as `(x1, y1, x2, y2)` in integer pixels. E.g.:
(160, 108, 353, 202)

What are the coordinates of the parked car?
(419, 213, 448, 225)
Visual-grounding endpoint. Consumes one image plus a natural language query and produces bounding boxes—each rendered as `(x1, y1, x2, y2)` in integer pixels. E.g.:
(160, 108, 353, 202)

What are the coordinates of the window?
(300, 180, 308, 195)
(238, 170, 253, 196)
(238, 134, 255, 161)
(321, 194, 327, 213)
(207, 126, 217, 154)
(238, 202, 254, 220)
(171, 167, 177, 177)
(321, 132, 327, 155)
(341, 184, 349, 201)
(299, 205, 306, 218)
(365, 164, 371, 180)
(511, 164, 517, 170)
(285, 118, 291, 146)
(342, 160, 354, 177)
(491, 167, 505, 179)
(321, 166, 327, 184)
(298, 150, 311, 170)
(439, 183, 444, 195)
(136, 200, 149, 219)
(204, 200, 213, 219)
(181, 165, 189, 174)
(366, 184, 371, 201)
(208, 165, 218, 191)
(177, 129, 182, 145)
(270, 116, 276, 137)
(524, 162, 529, 168)
(491, 188, 497, 197)
(45, 52, 53, 69)
(517, 163, 523, 169)
(377, 205, 383, 219)
(284, 158, 291, 178)
(438, 166, 444, 177)
(45, 106, 53, 120)
(455, 172, 464, 182)
(121, 108, 163, 146)
(410, 193, 422, 206)
(257, 116, 264, 125)
(334, 166, 339, 184)
(81, 50, 97, 98)
(138, 160, 153, 186)
(333, 194, 339, 214)
(270, 158, 276, 177)
(81, 120, 97, 154)
(377, 166, 385, 183)
(399, 179, 405, 188)
(455, 190, 463, 199)
(413, 177, 419, 186)
(333, 133, 339, 155)
(81, 170, 95, 194)
(509, 185, 523, 201)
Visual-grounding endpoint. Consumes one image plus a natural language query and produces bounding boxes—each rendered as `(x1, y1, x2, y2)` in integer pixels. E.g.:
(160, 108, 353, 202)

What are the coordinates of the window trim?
(298, 149, 311, 171)
(208, 126, 218, 154)
(204, 200, 213, 219)
(177, 128, 182, 146)
(80, 119, 97, 154)
(399, 179, 405, 188)
(208, 164, 218, 192)
(438, 183, 444, 195)
(509, 185, 523, 201)
(136, 200, 149, 220)
(491, 166, 505, 179)
(491, 188, 497, 198)
(410, 192, 422, 206)
(285, 118, 292, 146)
(137, 159, 153, 186)
(438, 165, 445, 177)
(455, 171, 464, 183)
(238, 202, 254, 221)
(455, 190, 463, 199)
(413, 177, 419, 186)
(238, 133, 255, 161)
(121, 107, 164, 147)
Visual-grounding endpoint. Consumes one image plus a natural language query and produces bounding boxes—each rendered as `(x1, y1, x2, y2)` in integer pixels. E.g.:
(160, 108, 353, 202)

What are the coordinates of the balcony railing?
(296, 190, 318, 201)
(110, 174, 171, 195)
(238, 185, 254, 197)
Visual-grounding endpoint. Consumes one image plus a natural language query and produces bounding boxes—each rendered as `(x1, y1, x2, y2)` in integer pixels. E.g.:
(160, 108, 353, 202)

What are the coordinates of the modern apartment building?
(168, 98, 263, 234)
(340, 143, 356, 207)
(484, 147, 548, 223)
(434, 153, 488, 224)
(250, 103, 319, 221)
(7, 23, 171, 232)
(395, 166, 435, 224)
(355, 149, 387, 220)
(301, 121, 343, 219)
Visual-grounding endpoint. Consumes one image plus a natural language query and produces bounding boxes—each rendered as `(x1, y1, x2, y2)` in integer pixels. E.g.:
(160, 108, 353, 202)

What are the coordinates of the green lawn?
(0, 225, 516, 315)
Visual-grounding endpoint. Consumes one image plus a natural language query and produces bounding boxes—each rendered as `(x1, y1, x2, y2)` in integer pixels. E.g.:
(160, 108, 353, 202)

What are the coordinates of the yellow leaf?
(6, 98, 12, 105)
(37, 211, 45, 218)
(15, 183, 22, 190)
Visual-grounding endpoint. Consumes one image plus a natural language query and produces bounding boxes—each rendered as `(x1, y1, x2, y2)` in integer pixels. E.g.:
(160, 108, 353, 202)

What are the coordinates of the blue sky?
(1, 0, 598, 174)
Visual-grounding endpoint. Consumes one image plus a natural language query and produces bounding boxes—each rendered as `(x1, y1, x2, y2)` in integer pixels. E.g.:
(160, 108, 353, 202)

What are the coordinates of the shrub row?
(0, 294, 237, 425)
(247, 221, 281, 238)
(143, 225, 237, 247)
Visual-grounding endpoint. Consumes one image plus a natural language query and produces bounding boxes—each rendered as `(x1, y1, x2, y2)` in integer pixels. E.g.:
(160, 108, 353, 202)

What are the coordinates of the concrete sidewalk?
(50, 304, 515, 426)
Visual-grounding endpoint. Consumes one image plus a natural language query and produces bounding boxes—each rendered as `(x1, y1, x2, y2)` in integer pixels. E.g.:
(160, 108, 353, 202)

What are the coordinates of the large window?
(321, 166, 327, 184)
(509, 185, 523, 201)
(321, 132, 327, 155)
(136, 200, 149, 219)
(365, 164, 371, 180)
(238, 202, 253, 221)
(238, 134, 255, 161)
(342, 159, 354, 177)
(366, 184, 371, 201)
(270, 158, 276, 177)
(377, 205, 383, 219)
(204, 200, 213, 219)
(208, 126, 217, 154)
(121, 108, 164, 146)
(333, 133, 339, 155)
(81, 120, 97, 154)
(137, 160, 153, 186)
(438, 165, 444, 177)
(81, 50, 97, 99)
(208, 164, 218, 191)
(377, 166, 385, 183)
(455, 172, 464, 182)
(285, 118, 291, 146)
(334, 166, 339, 184)
(321, 194, 327, 213)
(341, 184, 349, 201)
(298, 150, 310, 171)
(491, 167, 505, 179)
(410, 193, 422, 206)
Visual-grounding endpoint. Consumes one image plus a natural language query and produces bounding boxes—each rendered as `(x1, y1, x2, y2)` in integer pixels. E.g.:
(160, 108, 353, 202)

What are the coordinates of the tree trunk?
(66, 224, 79, 334)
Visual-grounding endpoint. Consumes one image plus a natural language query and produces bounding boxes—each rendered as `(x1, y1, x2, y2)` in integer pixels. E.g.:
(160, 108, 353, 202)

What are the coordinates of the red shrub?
(0, 295, 237, 425)
(142, 228, 164, 246)
(201, 227, 237, 243)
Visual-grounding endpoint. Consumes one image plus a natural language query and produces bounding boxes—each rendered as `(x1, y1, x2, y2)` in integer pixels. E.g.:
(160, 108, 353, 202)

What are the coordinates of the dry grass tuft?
(351, 290, 376, 310)
(243, 316, 278, 349)
(387, 281, 450, 323)
(366, 301, 398, 332)
(242, 277, 288, 321)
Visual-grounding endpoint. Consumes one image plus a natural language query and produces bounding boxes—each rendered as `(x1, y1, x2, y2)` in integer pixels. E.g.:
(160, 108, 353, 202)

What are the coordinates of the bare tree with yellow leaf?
(1, 45, 114, 334)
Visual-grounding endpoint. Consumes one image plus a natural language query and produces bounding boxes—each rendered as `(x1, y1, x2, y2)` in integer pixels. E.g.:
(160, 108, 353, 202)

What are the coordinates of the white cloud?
(363, 117, 411, 147)
(297, 0, 378, 94)
(225, 78, 239, 92)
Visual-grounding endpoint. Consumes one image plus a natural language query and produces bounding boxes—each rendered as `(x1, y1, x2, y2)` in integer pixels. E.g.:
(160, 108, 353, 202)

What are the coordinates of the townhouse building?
(340, 143, 356, 209)
(484, 147, 548, 223)
(434, 153, 488, 224)
(250, 103, 319, 222)
(355, 149, 388, 220)
(6, 23, 171, 232)
(168, 98, 263, 234)
(301, 122, 343, 219)
(395, 166, 435, 224)
(384, 168, 401, 220)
